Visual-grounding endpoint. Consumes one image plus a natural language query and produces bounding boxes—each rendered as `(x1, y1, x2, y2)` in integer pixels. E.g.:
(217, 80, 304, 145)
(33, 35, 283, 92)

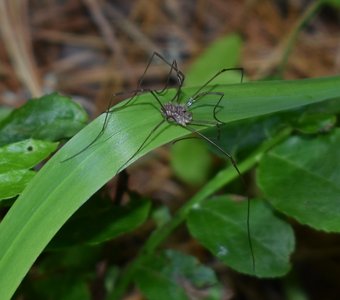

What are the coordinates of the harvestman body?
(161, 103, 192, 126)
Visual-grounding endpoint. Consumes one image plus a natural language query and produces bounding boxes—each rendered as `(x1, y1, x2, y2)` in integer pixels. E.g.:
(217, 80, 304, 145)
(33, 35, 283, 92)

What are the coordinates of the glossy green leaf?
(49, 196, 151, 248)
(188, 197, 295, 277)
(0, 76, 339, 299)
(134, 250, 221, 300)
(257, 129, 340, 232)
(171, 139, 212, 185)
(0, 139, 59, 171)
(0, 93, 87, 146)
(0, 139, 58, 200)
(185, 34, 243, 86)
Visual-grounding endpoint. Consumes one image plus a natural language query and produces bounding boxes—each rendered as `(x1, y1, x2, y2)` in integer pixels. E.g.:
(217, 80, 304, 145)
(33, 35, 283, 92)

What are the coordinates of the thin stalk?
(277, 0, 325, 75)
(107, 127, 292, 300)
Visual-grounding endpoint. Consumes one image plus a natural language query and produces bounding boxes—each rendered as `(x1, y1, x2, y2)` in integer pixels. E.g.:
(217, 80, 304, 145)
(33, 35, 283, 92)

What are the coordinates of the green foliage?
(0, 93, 87, 202)
(0, 36, 340, 300)
(0, 75, 339, 300)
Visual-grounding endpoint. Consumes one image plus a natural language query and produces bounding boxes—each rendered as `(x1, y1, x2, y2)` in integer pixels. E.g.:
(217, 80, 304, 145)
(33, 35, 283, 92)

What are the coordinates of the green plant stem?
(107, 127, 292, 300)
(278, 0, 325, 75)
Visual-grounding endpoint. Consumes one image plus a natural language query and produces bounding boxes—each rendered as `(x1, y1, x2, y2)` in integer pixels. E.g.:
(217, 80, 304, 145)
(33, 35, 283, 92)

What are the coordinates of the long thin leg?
(154, 59, 184, 98)
(187, 91, 225, 126)
(142, 56, 185, 104)
(116, 52, 183, 111)
(185, 68, 244, 145)
(112, 54, 184, 113)
(133, 52, 185, 104)
(60, 88, 153, 162)
(167, 60, 185, 104)
(62, 53, 184, 162)
(138, 52, 184, 94)
(152, 59, 185, 104)
(189, 67, 244, 101)
(185, 124, 256, 273)
(91, 53, 183, 148)
(116, 119, 166, 174)
(115, 57, 185, 172)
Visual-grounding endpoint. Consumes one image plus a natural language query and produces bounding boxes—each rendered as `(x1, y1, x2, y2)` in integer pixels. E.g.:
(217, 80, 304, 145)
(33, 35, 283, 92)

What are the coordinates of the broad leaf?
(134, 250, 221, 300)
(0, 139, 58, 200)
(257, 129, 340, 232)
(0, 93, 87, 146)
(187, 197, 295, 277)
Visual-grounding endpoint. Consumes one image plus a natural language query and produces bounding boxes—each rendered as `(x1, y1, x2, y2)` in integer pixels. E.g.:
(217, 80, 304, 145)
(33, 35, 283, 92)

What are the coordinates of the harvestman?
(62, 52, 185, 162)
(63, 52, 255, 271)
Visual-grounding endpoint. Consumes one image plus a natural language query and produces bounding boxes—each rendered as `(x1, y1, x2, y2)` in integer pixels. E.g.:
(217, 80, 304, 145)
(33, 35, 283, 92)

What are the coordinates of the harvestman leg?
(97, 54, 185, 150)
(62, 53, 185, 162)
(115, 80, 185, 173)
(180, 68, 255, 272)
(188, 91, 225, 139)
(183, 121, 255, 272)
(176, 97, 256, 273)
(118, 64, 255, 271)
(115, 55, 187, 171)
(137, 52, 185, 103)
(187, 67, 243, 121)
(184, 67, 243, 137)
